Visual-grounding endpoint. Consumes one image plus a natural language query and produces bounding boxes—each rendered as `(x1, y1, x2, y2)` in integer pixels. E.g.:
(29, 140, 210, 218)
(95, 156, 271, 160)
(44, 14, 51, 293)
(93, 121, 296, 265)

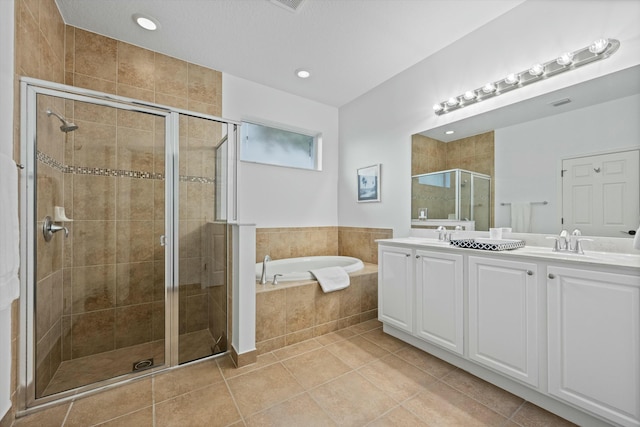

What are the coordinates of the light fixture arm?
(433, 38, 620, 115)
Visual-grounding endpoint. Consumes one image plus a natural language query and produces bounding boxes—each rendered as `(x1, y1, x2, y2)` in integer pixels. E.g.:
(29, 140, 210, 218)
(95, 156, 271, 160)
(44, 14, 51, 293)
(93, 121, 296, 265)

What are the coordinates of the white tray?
(450, 238, 525, 251)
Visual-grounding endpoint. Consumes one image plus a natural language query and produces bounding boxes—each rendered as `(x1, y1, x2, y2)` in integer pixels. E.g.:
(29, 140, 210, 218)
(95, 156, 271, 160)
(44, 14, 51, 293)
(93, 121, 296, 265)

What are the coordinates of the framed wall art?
(357, 164, 381, 202)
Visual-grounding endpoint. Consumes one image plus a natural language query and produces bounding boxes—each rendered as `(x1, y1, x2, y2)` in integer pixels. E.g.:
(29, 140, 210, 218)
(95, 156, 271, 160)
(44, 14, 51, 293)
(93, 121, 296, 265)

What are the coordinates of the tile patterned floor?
(15, 320, 577, 427)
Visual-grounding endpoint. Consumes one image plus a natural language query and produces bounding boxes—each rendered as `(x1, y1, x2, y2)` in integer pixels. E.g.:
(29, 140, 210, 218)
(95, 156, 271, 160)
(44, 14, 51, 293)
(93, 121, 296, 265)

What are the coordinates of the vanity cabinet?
(547, 266, 640, 427)
(378, 239, 640, 427)
(415, 250, 464, 354)
(468, 256, 539, 387)
(378, 245, 413, 333)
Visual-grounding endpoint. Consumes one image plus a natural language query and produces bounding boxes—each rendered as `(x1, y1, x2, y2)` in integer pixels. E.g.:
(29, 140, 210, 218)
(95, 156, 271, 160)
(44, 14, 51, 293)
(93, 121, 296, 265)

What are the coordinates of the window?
(240, 121, 321, 170)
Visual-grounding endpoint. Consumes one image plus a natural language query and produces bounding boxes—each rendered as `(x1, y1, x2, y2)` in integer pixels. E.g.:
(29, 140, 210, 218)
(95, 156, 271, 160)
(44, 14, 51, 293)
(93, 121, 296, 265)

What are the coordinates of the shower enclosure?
(411, 168, 491, 231)
(19, 78, 237, 408)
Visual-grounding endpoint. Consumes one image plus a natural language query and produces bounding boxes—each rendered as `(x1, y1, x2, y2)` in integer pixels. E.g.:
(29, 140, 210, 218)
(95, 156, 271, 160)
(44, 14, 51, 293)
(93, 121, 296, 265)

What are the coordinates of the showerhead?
(46, 109, 78, 133)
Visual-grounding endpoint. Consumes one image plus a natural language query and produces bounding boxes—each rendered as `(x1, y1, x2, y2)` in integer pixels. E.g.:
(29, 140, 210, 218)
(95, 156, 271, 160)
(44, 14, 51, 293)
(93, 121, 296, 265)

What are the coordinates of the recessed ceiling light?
(295, 69, 311, 79)
(445, 130, 455, 135)
(133, 13, 159, 31)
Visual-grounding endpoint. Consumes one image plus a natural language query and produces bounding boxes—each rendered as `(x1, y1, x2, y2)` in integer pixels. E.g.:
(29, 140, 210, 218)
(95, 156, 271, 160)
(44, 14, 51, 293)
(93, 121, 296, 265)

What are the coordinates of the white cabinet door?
(415, 250, 464, 354)
(468, 256, 539, 387)
(378, 245, 413, 333)
(548, 266, 640, 427)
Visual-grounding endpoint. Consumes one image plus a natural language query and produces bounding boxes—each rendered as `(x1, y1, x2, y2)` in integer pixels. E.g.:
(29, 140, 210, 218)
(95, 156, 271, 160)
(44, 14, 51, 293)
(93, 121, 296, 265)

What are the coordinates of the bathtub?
(255, 256, 364, 282)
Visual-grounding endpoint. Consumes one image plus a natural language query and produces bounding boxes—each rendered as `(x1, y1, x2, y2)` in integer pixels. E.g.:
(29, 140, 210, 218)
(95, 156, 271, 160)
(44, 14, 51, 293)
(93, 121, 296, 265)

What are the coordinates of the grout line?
(219, 359, 248, 426)
(60, 400, 73, 426)
(151, 376, 156, 427)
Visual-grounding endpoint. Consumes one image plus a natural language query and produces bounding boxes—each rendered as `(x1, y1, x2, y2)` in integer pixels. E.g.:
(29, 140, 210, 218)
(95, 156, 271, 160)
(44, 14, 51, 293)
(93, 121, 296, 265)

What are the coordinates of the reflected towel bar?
(500, 201, 548, 206)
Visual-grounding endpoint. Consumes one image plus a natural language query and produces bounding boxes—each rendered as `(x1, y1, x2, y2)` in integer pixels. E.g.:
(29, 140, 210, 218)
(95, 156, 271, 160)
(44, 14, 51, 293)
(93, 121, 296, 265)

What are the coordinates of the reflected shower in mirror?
(413, 65, 640, 237)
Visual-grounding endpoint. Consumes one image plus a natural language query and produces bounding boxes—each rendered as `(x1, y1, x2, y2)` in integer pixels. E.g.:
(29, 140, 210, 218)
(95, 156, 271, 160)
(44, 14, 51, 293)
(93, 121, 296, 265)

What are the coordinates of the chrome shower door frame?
(18, 77, 238, 413)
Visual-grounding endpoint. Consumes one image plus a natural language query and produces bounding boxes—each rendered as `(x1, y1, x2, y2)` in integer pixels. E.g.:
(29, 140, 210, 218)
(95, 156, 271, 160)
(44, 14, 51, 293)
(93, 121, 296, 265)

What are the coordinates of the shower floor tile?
(42, 329, 217, 397)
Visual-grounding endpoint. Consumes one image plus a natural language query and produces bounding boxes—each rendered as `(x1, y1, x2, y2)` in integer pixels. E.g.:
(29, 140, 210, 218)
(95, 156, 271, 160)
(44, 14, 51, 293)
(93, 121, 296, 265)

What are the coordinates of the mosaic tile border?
(36, 150, 215, 184)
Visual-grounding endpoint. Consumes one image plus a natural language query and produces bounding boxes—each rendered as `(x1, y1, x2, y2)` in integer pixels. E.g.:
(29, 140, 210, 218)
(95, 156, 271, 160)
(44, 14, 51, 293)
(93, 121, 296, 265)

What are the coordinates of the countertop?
(377, 236, 640, 272)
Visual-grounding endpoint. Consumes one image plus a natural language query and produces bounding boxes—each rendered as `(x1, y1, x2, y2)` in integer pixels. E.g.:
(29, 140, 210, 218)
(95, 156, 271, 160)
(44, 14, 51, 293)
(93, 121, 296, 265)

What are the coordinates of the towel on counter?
(310, 266, 350, 293)
(634, 225, 640, 250)
(510, 201, 532, 233)
(0, 154, 20, 310)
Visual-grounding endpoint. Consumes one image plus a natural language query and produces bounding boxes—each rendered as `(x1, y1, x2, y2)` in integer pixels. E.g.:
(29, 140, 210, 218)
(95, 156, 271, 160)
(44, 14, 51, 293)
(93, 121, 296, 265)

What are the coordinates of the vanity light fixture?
(433, 38, 620, 115)
(133, 13, 159, 31)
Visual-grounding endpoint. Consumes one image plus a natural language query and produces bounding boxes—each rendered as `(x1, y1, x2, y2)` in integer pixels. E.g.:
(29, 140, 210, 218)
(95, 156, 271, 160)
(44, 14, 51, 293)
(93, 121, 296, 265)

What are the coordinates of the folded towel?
(634, 225, 640, 250)
(0, 154, 20, 310)
(510, 201, 532, 233)
(310, 266, 350, 293)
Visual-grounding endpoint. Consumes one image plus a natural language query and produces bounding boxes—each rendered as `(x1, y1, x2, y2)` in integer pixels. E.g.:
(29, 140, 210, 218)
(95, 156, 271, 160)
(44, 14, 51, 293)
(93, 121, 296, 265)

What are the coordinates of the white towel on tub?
(310, 267, 350, 293)
(510, 201, 532, 233)
(0, 154, 20, 310)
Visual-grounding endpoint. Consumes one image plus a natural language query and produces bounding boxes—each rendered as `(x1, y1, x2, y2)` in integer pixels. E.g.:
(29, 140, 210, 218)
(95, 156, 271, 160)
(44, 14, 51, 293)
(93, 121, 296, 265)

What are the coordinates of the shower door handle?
(160, 235, 167, 246)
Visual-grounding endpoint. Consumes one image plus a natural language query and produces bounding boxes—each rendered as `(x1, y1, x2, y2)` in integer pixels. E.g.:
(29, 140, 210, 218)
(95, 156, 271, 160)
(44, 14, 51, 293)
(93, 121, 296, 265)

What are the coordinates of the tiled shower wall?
(14, 0, 68, 398)
(412, 131, 495, 225)
(13, 0, 225, 403)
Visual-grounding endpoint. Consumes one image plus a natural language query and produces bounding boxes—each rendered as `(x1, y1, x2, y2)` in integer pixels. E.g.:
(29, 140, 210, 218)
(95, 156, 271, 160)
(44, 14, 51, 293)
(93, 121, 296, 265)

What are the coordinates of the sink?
(398, 237, 452, 246)
(514, 246, 640, 266)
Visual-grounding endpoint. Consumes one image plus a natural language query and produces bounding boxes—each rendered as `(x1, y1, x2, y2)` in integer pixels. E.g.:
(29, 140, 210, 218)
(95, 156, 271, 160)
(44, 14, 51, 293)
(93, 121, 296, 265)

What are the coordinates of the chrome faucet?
(272, 274, 283, 286)
(260, 255, 271, 285)
(436, 226, 447, 241)
(547, 229, 592, 254)
(569, 229, 593, 254)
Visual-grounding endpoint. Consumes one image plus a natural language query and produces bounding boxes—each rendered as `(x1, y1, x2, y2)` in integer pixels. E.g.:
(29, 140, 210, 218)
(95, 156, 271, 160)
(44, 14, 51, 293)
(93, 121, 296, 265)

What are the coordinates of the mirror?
(413, 65, 640, 237)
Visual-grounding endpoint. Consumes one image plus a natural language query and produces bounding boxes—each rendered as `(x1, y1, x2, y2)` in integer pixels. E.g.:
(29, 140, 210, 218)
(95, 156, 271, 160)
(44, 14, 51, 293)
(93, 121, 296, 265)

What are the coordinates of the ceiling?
(55, 0, 525, 107)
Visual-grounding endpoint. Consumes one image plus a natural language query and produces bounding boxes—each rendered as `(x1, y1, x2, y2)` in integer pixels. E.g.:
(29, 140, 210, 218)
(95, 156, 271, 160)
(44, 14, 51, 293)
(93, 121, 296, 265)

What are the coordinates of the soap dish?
(450, 238, 525, 251)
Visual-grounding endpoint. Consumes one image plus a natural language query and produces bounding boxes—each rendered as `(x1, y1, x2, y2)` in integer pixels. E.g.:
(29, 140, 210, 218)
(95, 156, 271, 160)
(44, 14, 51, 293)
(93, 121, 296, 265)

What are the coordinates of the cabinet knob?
(526, 270, 533, 276)
(415, 255, 420, 259)
(406, 253, 410, 257)
(548, 273, 555, 279)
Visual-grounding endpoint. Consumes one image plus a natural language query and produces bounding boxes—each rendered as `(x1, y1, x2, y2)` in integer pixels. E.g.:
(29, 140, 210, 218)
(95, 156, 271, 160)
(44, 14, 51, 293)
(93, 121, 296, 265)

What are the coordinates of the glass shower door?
(31, 92, 169, 398)
(176, 113, 229, 364)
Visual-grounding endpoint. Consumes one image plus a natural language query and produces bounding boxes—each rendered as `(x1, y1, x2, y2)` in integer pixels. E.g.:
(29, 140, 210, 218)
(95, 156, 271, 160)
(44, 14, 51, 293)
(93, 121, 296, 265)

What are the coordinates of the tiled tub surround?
(256, 226, 393, 265)
(255, 264, 378, 354)
(254, 226, 390, 354)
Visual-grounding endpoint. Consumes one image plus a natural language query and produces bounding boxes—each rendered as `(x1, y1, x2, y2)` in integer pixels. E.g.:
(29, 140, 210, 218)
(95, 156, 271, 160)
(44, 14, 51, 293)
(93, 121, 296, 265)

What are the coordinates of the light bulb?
(446, 97, 459, 107)
(589, 38, 609, 54)
(463, 91, 476, 101)
(133, 14, 159, 31)
(504, 73, 520, 85)
(433, 103, 444, 112)
(529, 64, 545, 76)
(556, 52, 574, 66)
(295, 69, 311, 78)
(482, 83, 496, 94)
